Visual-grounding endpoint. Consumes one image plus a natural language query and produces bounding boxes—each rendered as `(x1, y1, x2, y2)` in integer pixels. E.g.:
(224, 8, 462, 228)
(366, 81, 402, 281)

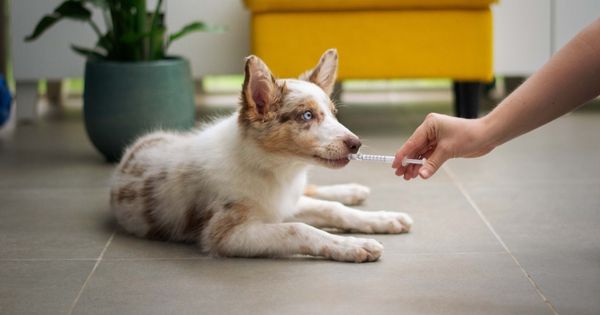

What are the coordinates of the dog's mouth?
(313, 155, 350, 168)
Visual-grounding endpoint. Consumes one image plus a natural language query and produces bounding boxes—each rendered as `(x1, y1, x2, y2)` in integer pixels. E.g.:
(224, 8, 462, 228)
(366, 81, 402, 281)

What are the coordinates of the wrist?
(473, 115, 500, 152)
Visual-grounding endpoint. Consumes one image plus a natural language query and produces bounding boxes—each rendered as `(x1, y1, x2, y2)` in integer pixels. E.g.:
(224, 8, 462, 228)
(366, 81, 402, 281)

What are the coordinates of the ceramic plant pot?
(83, 57, 195, 162)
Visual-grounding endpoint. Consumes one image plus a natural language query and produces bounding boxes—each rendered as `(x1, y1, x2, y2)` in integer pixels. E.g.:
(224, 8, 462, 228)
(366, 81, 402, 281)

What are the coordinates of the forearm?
(482, 18, 600, 147)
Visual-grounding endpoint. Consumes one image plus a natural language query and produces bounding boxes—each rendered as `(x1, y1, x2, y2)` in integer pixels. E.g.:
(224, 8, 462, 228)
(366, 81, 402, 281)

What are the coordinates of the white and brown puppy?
(110, 49, 412, 262)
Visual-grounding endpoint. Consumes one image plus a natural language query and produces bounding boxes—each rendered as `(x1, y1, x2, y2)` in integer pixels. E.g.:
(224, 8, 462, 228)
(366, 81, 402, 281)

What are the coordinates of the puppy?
(110, 49, 412, 262)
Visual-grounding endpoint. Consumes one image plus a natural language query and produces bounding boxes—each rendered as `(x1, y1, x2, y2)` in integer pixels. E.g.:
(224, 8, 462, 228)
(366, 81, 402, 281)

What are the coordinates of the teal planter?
(84, 57, 195, 162)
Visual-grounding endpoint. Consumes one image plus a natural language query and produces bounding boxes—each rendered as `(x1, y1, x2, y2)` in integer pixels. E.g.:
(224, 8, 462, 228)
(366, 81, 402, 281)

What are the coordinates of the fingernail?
(419, 168, 431, 178)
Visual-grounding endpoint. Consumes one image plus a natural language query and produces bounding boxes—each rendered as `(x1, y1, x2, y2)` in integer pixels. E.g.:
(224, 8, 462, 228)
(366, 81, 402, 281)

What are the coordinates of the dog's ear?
(300, 48, 338, 96)
(242, 55, 279, 116)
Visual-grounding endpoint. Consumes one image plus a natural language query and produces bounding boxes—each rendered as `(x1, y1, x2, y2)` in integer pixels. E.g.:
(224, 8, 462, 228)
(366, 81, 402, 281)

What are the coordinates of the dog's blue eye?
(302, 111, 313, 121)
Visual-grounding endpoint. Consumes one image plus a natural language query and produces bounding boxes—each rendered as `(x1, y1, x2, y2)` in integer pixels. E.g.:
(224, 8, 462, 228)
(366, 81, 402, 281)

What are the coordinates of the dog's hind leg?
(287, 196, 412, 234)
(304, 183, 370, 205)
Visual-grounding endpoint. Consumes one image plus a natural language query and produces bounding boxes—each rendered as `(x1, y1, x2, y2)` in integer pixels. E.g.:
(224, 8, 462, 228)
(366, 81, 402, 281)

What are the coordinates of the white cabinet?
(554, 0, 600, 51)
(493, 0, 600, 76)
(492, 0, 552, 76)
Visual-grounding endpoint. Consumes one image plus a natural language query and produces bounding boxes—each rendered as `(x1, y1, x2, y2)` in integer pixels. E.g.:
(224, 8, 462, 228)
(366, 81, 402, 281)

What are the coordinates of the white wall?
(10, 0, 250, 80)
(166, 0, 250, 76)
(11, 0, 100, 80)
(10, 0, 600, 80)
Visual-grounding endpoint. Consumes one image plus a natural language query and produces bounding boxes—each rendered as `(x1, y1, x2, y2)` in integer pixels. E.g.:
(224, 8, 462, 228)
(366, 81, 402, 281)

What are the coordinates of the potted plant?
(25, 0, 218, 162)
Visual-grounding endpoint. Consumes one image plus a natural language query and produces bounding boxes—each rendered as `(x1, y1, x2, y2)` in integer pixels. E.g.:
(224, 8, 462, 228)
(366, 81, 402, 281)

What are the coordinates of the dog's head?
(239, 49, 360, 169)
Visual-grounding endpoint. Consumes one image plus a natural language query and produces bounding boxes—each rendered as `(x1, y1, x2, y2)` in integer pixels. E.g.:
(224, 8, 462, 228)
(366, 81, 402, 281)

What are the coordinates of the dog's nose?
(344, 137, 362, 154)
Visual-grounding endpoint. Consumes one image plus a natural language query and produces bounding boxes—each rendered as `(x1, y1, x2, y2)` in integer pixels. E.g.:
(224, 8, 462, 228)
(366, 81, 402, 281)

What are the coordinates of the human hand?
(392, 113, 495, 180)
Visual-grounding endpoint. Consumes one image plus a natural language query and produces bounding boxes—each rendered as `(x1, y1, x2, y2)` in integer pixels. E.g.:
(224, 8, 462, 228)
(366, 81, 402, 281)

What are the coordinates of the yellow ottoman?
(243, 0, 497, 118)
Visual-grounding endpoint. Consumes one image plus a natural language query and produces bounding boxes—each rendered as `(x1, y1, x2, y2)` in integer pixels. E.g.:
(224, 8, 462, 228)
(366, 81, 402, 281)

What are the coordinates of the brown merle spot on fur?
(128, 164, 146, 177)
(287, 226, 298, 236)
(319, 245, 332, 258)
(277, 99, 323, 125)
(209, 202, 250, 254)
(120, 137, 166, 173)
(183, 204, 214, 237)
(116, 183, 138, 203)
(299, 245, 312, 255)
(141, 170, 169, 240)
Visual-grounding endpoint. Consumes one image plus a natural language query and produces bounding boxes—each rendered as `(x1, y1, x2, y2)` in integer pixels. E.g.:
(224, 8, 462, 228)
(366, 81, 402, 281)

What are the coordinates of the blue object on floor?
(0, 74, 11, 127)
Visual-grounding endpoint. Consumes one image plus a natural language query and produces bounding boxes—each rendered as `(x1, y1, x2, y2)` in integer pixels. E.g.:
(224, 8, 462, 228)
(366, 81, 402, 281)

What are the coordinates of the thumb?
(419, 148, 450, 179)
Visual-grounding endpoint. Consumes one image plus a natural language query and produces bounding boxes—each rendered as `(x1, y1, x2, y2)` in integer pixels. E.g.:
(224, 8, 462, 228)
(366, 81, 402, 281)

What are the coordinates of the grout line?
(102, 256, 211, 262)
(0, 258, 98, 262)
(382, 251, 510, 260)
(443, 165, 560, 315)
(67, 231, 115, 315)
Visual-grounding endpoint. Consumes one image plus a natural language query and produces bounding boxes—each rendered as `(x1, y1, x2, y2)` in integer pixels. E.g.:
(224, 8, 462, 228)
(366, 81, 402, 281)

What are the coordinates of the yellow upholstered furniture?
(243, 0, 497, 117)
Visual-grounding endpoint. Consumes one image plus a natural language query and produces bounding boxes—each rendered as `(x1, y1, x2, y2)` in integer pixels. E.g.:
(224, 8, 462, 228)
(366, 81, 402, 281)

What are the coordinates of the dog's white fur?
(110, 49, 412, 262)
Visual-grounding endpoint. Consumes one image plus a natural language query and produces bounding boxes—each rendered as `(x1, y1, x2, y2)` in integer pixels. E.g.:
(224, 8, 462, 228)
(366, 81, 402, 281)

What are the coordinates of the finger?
(395, 166, 406, 177)
(404, 163, 415, 179)
(392, 123, 431, 169)
(419, 146, 450, 179)
(404, 163, 420, 180)
(403, 165, 412, 180)
(403, 164, 414, 180)
(409, 148, 433, 179)
(410, 164, 421, 179)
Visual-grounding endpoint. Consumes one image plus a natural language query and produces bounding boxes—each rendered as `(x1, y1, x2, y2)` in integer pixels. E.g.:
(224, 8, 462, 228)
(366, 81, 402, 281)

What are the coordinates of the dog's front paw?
(359, 211, 413, 234)
(321, 183, 371, 205)
(327, 237, 383, 263)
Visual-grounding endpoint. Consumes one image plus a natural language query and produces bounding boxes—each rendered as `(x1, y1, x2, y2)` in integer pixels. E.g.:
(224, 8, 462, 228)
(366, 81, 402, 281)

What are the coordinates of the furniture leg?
(16, 81, 38, 123)
(453, 81, 482, 118)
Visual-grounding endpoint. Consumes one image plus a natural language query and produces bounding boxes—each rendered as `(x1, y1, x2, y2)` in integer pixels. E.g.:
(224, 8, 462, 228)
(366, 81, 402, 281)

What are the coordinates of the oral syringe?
(348, 153, 426, 167)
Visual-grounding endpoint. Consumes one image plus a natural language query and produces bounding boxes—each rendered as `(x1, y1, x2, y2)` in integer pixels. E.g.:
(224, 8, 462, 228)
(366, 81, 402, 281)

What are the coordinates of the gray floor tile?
(0, 119, 113, 189)
(515, 251, 600, 315)
(104, 230, 204, 259)
(3, 106, 600, 315)
(461, 182, 600, 254)
(0, 260, 95, 315)
(458, 182, 600, 315)
(72, 253, 552, 315)
(0, 163, 113, 190)
(446, 113, 600, 185)
(0, 189, 114, 259)
(310, 163, 502, 255)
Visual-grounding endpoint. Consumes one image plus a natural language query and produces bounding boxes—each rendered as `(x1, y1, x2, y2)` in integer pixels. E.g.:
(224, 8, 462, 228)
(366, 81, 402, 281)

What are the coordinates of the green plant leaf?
(55, 1, 92, 21)
(119, 31, 145, 44)
(24, 0, 92, 41)
(148, 26, 165, 60)
(71, 44, 106, 59)
(25, 15, 61, 41)
(167, 21, 223, 46)
(95, 32, 113, 52)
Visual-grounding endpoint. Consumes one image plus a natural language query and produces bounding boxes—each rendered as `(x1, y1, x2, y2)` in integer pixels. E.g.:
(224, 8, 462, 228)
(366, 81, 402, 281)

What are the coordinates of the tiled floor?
(1, 103, 599, 315)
